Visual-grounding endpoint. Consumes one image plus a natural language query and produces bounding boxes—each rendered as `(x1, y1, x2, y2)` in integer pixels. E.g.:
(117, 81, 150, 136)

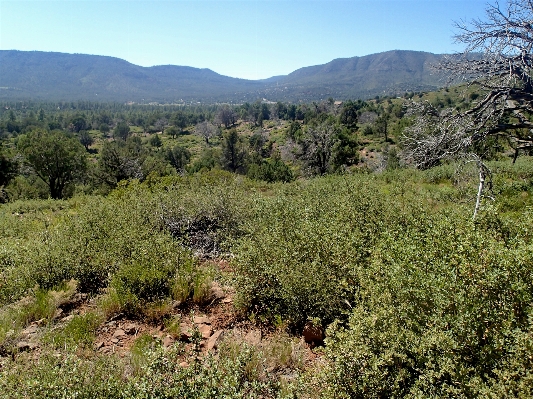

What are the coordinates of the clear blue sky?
(0, 0, 490, 80)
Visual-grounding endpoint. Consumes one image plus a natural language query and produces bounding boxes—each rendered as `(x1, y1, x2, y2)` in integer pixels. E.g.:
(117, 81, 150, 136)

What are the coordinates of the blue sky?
(0, 0, 490, 80)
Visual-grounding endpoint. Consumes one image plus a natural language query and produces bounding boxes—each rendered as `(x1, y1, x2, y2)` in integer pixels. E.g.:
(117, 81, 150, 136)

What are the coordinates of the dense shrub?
(318, 208, 533, 397)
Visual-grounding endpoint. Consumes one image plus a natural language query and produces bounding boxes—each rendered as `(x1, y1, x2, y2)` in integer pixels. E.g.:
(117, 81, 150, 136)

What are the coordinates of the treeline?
(0, 90, 485, 202)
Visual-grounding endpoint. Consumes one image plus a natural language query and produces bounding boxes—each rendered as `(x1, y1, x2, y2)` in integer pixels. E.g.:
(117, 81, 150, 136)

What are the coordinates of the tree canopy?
(17, 129, 87, 199)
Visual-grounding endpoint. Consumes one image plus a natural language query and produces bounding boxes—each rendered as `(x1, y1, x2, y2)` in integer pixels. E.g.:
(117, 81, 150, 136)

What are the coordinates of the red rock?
(162, 335, 175, 348)
(180, 324, 192, 341)
(207, 330, 224, 351)
(124, 323, 136, 335)
(198, 324, 212, 339)
(113, 329, 126, 338)
(193, 315, 211, 325)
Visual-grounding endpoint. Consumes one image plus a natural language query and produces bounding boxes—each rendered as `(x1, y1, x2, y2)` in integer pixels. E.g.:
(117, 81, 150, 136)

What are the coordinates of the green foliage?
(110, 245, 195, 314)
(235, 175, 388, 328)
(338, 100, 359, 129)
(113, 121, 130, 140)
(221, 128, 247, 173)
(317, 208, 533, 397)
(0, 343, 280, 398)
(44, 312, 101, 351)
(247, 154, 294, 183)
(165, 145, 190, 172)
(17, 129, 87, 199)
(149, 133, 162, 148)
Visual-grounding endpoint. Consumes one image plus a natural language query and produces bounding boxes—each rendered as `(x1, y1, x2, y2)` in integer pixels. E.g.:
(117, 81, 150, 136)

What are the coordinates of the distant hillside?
(0, 50, 448, 102)
(262, 50, 446, 101)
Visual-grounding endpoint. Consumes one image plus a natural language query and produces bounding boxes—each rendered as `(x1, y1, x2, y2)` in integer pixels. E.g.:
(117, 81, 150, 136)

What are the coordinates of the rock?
(209, 282, 225, 300)
(21, 325, 39, 336)
(180, 324, 192, 341)
(179, 361, 189, 368)
(207, 330, 224, 351)
(110, 338, 119, 344)
(124, 323, 136, 335)
(198, 324, 212, 339)
(94, 341, 104, 350)
(302, 322, 325, 345)
(60, 315, 75, 323)
(113, 329, 126, 338)
(17, 341, 38, 351)
(162, 335, 175, 348)
(193, 315, 211, 325)
(244, 330, 261, 345)
(53, 308, 64, 319)
(221, 296, 233, 304)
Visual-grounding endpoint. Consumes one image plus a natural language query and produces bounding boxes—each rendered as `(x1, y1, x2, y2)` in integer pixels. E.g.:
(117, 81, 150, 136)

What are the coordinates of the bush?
(318, 209, 533, 397)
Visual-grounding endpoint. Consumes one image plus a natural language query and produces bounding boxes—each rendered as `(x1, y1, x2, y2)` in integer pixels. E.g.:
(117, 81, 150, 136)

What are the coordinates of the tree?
(338, 101, 359, 129)
(69, 115, 88, 133)
(17, 129, 87, 199)
(0, 151, 17, 197)
(300, 119, 339, 175)
(221, 129, 247, 173)
(79, 130, 94, 151)
(166, 126, 180, 139)
(113, 122, 131, 141)
(166, 145, 191, 173)
(96, 137, 145, 188)
(150, 134, 163, 148)
(154, 118, 169, 134)
(194, 121, 218, 144)
(215, 105, 237, 129)
(402, 0, 533, 217)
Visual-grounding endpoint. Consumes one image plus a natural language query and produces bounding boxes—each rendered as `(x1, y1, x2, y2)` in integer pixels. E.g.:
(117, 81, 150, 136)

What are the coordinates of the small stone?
(53, 308, 64, 319)
(180, 324, 192, 341)
(16, 341, 38, 351)
(244, 330, 262, 345)
(210, 282, 225, 300)
(198, 324, 212, 339)
(162, 335, 175, 348)
(207, 330, 224, 351)
(221, 297, 233, 304)
(94, 341, 104, 350)
(60, 315, 75, 323)
(113, 329, 126, 338)
(193, 315, 211, 325)
(124, 323, 136, 335)
(35, 318, 46, 326)
(179, 361, 189, 368)
(21, 325, 39, 336)
(110, 338, 119, 344)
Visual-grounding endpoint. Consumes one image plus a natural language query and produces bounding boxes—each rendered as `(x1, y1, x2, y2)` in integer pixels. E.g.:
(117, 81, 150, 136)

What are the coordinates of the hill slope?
(0, 50, 447, 102)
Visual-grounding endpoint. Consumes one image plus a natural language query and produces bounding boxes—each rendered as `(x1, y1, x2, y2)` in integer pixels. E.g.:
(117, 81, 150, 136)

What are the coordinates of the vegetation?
(2, 3, 533, 395)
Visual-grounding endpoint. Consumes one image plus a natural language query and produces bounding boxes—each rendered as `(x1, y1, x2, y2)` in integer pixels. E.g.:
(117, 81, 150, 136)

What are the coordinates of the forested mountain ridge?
(271, 50, 445, 100)
(0, 49, 447, 102)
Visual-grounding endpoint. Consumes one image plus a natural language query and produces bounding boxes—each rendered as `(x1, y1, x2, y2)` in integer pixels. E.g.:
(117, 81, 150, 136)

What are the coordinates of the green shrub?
(317, 209, 533, 398)
(235, 175, 393, 328)
(44, 312, 101, 351)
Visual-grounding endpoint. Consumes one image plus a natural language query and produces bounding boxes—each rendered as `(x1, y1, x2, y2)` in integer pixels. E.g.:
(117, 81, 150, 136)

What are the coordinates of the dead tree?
(402, 0, 533, 218)
(194, 121, 218, 145)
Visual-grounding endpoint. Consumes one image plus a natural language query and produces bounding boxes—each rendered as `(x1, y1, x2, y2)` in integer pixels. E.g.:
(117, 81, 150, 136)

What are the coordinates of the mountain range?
(0, 49, 448, 103)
